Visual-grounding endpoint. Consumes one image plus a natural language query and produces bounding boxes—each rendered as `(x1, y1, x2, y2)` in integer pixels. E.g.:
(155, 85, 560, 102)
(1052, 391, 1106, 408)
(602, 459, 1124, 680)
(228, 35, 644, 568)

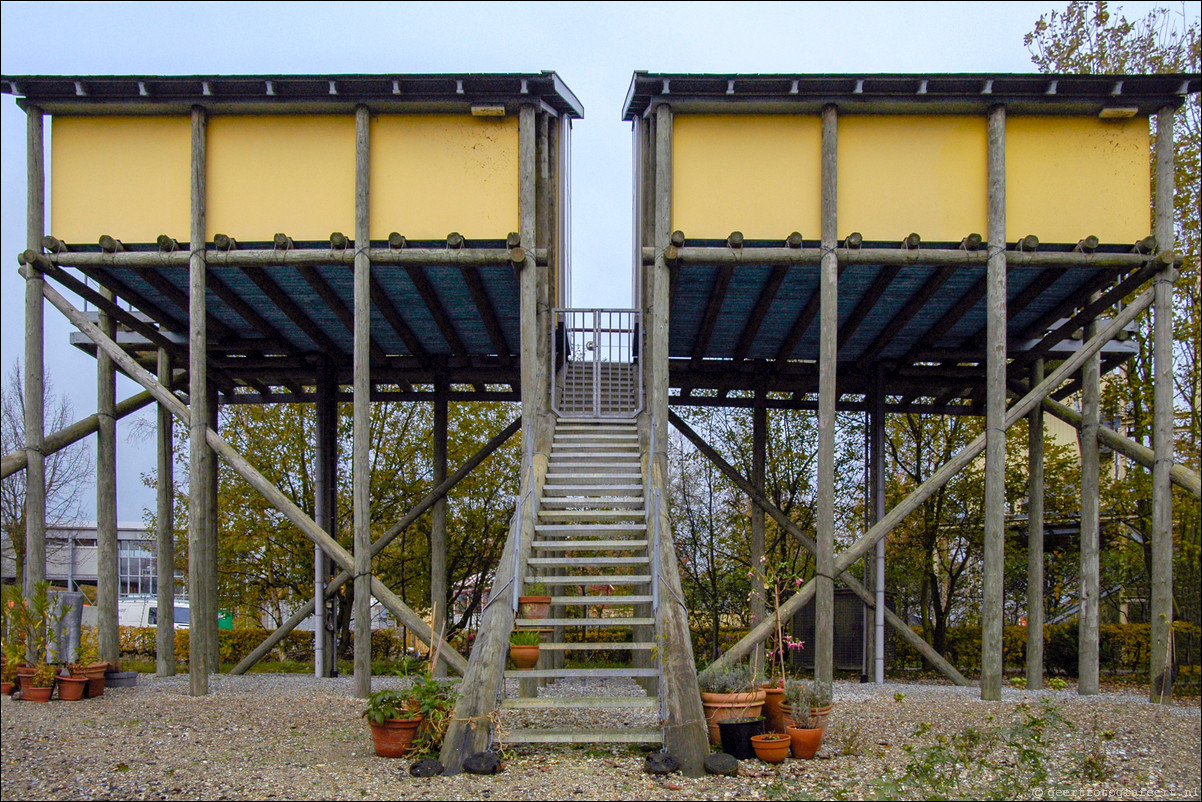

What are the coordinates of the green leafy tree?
(1026, 0, 1201, 630)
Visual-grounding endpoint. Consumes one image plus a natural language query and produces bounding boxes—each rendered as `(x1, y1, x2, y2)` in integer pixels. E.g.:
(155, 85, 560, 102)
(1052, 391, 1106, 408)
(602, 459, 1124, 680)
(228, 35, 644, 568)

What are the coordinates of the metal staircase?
(497, 415, 663, 747)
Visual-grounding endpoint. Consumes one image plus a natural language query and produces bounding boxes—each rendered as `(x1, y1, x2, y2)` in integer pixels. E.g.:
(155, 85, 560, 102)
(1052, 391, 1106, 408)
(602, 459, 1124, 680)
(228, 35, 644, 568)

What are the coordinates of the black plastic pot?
(717, 716, 765, 760)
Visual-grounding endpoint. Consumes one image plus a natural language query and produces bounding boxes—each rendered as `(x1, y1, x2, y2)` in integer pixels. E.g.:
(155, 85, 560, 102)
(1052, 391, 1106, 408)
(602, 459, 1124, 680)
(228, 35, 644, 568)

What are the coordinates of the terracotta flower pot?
(761, 683, 787, 733)
(56, 675, 88, 701)
(751, 733, 792, 763)
(509, 644, 540, 670)
(15, 665, 35, 693)
(23, 684, 54, 703)
(517, 595, 551, 620)
(779, 703, 833, 732)
(700, 688, 767, 745)
(369, 716, 424, 758)
(785, 725, 823, 759)
(82, 664, 108, 698)
(0, 681, 12, 696)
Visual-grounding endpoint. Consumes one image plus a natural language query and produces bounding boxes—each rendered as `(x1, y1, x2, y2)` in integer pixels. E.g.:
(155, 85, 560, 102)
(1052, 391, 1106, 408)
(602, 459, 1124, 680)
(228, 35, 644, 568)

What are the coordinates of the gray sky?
(1, 1, 1194, 523)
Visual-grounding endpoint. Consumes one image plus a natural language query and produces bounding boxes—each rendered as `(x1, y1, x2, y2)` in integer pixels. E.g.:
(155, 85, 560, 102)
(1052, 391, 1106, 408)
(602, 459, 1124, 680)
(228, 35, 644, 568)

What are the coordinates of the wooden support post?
(156, 348, 176, 677)
(431, 379, 449, 678)
(870, 381, 886, 685)
(652, 103, 672, 457)
(314, 367, 336, 678)
(232, 417, 519, 676)
(750, 395, 766, 682)
(23, 105, 46, 597)
(1025, 359, 1044, 691)
(981, 103, 1007, 702)
(693, 288, 1153, 682)
(187, 104, 209, 697)
(205, 385, 219, 675)
(25, 271, 470, 678)
(815, 103, 838, 704)
(96, 287, 119, 665)
(352, 104, 372, 699)
(1078, 301, 1101, 696)
(1150, 105, 1176, 703)
(675, 410, 971, 687)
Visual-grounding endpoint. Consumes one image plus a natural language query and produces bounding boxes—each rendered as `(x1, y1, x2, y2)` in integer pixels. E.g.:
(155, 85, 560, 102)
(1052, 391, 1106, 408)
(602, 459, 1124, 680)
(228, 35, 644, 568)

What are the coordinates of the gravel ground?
(2, 673, 1198, 801)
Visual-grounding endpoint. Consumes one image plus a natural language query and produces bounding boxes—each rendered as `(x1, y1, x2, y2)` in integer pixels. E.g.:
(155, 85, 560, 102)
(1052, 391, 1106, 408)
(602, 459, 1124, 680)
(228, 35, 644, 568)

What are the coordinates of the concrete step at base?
(499, 727, 662, 745)
(504, 667, 658, 679)
(500, 696, 657, 709)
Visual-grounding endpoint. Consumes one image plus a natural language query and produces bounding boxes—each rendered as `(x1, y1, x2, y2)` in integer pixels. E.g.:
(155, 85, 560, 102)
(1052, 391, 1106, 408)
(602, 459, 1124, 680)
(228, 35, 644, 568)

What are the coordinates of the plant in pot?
(75, 627, 107, 698)
(24, 661, 58, 703)
(698, 661, 766, 747)
(756, 558, 807, 733)
(8, 581, 68, 693)
(509, 629, 540, 670)
(781, 679, 831, 759)
(517, 581, 551, 620)
(364, 688, 424, 758)
(750, 731, 792, 764)
(0, 659, 17, 696)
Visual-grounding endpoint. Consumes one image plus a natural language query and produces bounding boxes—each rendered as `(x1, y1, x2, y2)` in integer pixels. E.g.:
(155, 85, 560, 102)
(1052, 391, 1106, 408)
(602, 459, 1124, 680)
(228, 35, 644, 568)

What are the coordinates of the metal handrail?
(551, 308, 642, 419)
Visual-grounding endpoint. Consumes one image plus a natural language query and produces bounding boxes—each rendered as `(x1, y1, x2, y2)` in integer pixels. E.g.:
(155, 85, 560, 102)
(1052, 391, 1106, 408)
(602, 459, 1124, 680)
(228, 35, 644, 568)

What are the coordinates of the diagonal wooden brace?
(698, 286, 1156, 679)
(27, 260, 467, 675)
(670, 410, 969, 686)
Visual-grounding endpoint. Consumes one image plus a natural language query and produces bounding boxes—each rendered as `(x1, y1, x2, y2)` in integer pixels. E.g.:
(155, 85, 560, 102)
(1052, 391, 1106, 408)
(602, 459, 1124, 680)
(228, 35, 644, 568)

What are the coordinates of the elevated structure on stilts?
(2, 70, 1199, 778)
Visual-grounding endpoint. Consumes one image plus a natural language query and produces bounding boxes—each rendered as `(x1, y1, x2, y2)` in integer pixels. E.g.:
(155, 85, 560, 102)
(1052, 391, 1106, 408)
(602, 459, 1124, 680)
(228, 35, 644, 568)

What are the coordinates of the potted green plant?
(24, 661, 58, 703)
(1, 660, 17, 695)
(363, 688, 424, 758)
(509, 629, 540, 670)
(756, 558, 807, 733)
(781, 678, 830, 759)
(75, 627, 107, 698)
(750, 731, 792, 763)
(517, 581, 551, 620)
(697, 662, 766, 745)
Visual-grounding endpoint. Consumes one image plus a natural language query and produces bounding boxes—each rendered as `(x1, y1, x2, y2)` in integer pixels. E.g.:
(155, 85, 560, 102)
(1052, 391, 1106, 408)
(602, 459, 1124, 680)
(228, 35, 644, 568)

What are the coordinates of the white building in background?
(0, 522, 161, 596)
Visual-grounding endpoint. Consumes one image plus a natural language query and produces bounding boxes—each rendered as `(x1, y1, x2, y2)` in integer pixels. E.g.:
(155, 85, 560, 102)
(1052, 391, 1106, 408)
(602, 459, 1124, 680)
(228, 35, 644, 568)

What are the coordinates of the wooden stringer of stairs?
(497, 415, 664, 747)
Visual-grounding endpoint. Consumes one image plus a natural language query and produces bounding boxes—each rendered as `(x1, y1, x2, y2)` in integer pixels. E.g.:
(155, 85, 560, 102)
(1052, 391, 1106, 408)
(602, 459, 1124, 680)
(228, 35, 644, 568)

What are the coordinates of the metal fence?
(551, 308, 642, 418)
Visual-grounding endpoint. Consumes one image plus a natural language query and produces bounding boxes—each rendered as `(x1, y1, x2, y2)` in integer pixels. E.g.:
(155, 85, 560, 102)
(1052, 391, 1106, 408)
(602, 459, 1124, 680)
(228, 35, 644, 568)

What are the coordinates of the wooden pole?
(1078, 301, 1101, 696)
(187, 104, 209, 697)
(519, 103, 542, 433)
(1025, 358, 1044, 691)
(870, 380, 886, 684)
(750, 395, 766, 682)
(23, 105, 46, 597)
(232, 417, 519, 676)
(674, 410, 971, 687)
(27, 271, 469, 676)
(1150, 105, 1176, 703)
(352, 103, 372, 698)
(156, 348, 176, 677)
(96, 286, 119, 665)
(652, 103, 672, 456)
(639, 246, 1166, 269)
(314, 366, 336, 678)
(694, 287, 1153, 679)
(205, 386, 220, 674)
(815, 103, 838, 704)
(2, 388, 165, 480)
(1020, 394, 1199, 500)
(981, 103, 1007, 702)
(431, 379, 448, 678)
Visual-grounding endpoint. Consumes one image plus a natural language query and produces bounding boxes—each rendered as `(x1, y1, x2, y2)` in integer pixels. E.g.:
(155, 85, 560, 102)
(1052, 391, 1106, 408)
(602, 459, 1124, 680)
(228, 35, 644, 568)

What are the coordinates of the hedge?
(112, 626, 415, 665)
(891, 621, 1202, 677)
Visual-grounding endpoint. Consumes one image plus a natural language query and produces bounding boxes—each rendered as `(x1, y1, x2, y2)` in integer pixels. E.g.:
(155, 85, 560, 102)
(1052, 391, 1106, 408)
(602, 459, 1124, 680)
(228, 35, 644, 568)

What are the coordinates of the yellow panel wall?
(51, 116, 191, 244)
(1006, 116, 1150, 243)
(838, 115, 987, 242)
(206, 115, 355, 241)
(672, 114, 822, 239)
(370, 114, 519, 240)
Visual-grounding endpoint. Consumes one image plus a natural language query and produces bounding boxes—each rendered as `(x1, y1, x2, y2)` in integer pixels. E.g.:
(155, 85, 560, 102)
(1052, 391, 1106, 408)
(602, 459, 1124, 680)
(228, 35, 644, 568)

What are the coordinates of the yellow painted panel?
(839, 116, 987, 242)
(672, 115, 822, 239)
(371, 114, 519, 239)
(1007, 116, 1149, 243)
(206, 115, 355, 241)
(51, 116, 191, 244)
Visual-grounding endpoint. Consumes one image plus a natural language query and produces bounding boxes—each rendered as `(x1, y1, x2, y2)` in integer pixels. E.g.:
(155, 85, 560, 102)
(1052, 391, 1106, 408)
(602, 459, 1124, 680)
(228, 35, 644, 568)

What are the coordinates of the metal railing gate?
(551, 308, 642, 418)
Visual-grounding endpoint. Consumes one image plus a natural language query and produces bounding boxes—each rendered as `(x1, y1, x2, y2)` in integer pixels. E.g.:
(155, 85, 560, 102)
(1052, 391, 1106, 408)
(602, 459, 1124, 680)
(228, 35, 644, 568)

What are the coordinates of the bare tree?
(1, 360, 94, 588)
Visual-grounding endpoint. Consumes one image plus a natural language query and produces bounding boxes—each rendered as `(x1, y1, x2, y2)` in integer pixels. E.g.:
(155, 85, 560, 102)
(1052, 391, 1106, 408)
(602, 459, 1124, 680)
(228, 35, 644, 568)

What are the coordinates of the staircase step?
(547, 594, 653, 605)
(554, 433, 640, 441)
(535, 523, 646, 533)
(499, 728, 662, 745)
(500, 696, 657, 709)
(537, 509, 645, 519)
(551, 452, 640, 460)
(556, 418, 638, 426)
(534, 642, 656, 651)
(503, 667, 658, 679)
(534, 539, 648, 551)
(515, 616, 654, 627)
(545, 470, 642, 480)
(542, 485, 643, 495)
(528, 556, 649, 567)
(525, 574, 651, 585)
(540, 497, 645, 507)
